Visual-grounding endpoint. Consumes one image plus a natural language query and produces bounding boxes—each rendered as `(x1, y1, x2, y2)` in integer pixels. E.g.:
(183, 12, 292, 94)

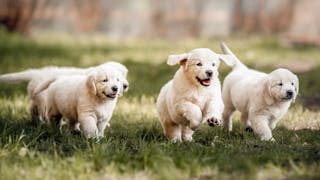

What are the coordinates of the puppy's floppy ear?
(116, 76, 129, 97)
(218, 54, 236, 67)
(292, 74, 299, 103)
(122, 79, 129, 93)
(167, 53, 189, 66)
(86, 75, 97, 95)
(263, 77, 274, 105)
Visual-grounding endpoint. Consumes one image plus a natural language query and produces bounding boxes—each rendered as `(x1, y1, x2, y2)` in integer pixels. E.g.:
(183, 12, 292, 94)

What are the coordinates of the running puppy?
(34, 66, 123, 139)
(156, 48, 233, 142)
(0, 61, 129, 122)
(220, 43, 299, 141)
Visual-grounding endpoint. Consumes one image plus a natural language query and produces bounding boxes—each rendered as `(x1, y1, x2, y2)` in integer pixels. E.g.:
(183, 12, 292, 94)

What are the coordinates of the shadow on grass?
(0, 118, 90, 156)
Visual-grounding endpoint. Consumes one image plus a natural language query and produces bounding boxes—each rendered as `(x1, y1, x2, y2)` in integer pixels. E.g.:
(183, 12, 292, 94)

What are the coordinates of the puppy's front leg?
(177, 102, 202, 130)
(269, 119, 279, 131)
(97, 118, 111, 138)
(182, 126, 194, 142)
(204, 97, 224, 127)
(78, 114, 99, 139)
(249, 114, 274, 141)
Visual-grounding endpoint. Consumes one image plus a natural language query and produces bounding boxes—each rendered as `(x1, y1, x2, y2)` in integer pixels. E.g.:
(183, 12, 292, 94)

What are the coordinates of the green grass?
(0, 31, 319, 179)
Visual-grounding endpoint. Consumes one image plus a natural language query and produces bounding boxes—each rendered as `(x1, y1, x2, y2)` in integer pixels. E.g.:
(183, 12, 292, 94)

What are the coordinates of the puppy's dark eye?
(278, 83, 283, 86)
(103, 79, 108, 82)
(291, 82, 294, 85)
(117, 78, 120, 81)
(212, 63, 215, 67)
(196, 63, 202, 66)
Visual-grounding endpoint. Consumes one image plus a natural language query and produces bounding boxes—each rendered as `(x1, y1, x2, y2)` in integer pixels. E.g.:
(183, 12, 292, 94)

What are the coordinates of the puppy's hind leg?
(158, 99, 182, 142)
(46, 106, 62, 127)
(30, 101, 39, 123)
(222, 105, 235, 131)
(240, 112, 253, 132)
(222, 89, 235, 131)
(162, 120, 182, 143)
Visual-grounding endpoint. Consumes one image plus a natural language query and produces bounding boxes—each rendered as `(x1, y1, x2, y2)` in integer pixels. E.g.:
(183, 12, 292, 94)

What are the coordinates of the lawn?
(0, 31, 319, 179)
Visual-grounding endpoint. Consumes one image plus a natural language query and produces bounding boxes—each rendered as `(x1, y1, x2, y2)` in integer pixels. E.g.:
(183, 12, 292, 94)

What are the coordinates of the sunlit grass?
(0, 31, 319, 179)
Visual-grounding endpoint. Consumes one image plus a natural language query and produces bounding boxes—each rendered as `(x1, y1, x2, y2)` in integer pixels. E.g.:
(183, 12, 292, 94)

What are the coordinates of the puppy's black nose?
(286, 90, 293, 98)
(206, 70, 213, 77)
(112, 86, 118, 92)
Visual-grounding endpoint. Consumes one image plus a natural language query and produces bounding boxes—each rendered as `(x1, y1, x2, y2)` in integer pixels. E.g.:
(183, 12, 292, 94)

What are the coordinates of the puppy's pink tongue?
(202, 79, 211, 85)
(110, 93, 117, 97)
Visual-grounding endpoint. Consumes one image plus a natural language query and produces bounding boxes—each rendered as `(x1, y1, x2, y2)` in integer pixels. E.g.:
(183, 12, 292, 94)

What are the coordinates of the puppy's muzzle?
(196, 70, 214, 87)
(111, 86, 118, 93)
(283, 90, 294, 100)
(103, 86, 119, 99)
(286, 90, 293, 98)
(196, 77, 211, 87)
(206, 70, 213, 78)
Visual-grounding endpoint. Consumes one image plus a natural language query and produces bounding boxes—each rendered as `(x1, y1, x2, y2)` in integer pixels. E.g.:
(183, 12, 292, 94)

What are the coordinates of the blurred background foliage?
(0, 0, 319, 46)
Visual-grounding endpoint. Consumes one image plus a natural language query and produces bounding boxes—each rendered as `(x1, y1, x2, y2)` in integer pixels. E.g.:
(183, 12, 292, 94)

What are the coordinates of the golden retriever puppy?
(0, 61, 129, 122)
(156, 48, 234, 142)
(220, 43, 299, 141)
(33, 66, 124, 139)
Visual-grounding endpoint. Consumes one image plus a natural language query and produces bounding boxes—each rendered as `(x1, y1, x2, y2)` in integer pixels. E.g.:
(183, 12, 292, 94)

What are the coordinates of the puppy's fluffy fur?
(34, 66, 123, 138)
(220, 43, 299, 141)
(0, 62, 129, 122)
(156, 48, 233, 142)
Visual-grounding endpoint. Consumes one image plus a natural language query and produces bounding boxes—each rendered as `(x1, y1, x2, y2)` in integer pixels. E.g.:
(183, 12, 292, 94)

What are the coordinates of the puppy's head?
(264, 68, 299, 103)
(99, 61, 129, 93)
(86, 68, 124, 101)
(167, 48, 232, 87)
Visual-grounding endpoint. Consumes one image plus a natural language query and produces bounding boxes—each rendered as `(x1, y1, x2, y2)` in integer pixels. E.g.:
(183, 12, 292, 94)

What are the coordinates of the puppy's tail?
(0, 70, 36, 84)
(220, 42, 247, 70)
(32, 78, 56, 97)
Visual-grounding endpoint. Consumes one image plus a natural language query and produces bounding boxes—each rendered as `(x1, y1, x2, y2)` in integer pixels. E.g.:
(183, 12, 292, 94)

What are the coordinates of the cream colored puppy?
(0, 61, 129, 122)
(34, 66, 123, 139)
(220, 43, 299, 141)
(156, 48, 233, 142)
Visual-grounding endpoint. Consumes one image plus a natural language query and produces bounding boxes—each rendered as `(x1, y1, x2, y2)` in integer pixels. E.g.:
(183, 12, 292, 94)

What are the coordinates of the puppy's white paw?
(189, 120, 200, 130)
(261, 136, 275, 142)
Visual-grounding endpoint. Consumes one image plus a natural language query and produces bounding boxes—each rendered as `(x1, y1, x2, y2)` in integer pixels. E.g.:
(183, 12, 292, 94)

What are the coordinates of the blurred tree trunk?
(150, 0, 206, 38)
(150, 0, 168, 37)
(190, 0, 208, 37)
(286, 0, 320, 46)
(72, 0, 104, 33)
(231, 0, 296, 34)
(0, 0, 49, 34)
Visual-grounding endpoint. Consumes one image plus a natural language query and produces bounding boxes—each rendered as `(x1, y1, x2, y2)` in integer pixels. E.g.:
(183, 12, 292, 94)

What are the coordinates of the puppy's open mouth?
(196, 77, 211, 87)
(103, 92, 117, 99)
(281, 97, 292, 101)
